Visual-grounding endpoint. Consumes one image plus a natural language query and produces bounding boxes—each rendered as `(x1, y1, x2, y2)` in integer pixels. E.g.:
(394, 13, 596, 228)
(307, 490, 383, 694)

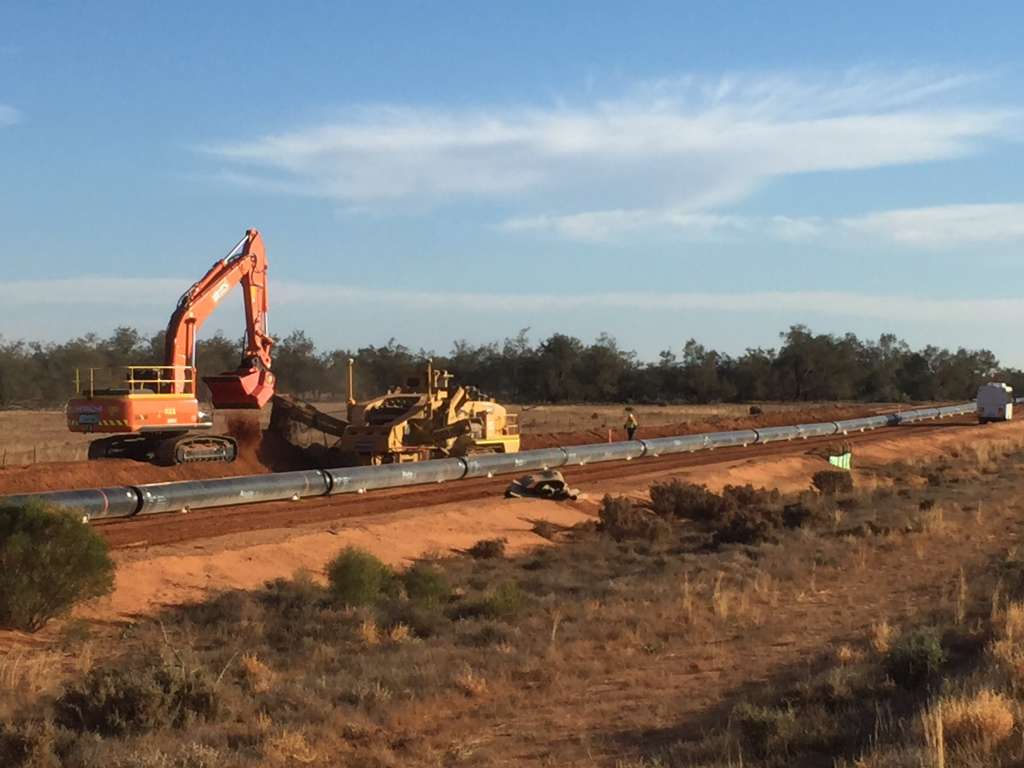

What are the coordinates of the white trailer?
(977, 382, 1014, 423)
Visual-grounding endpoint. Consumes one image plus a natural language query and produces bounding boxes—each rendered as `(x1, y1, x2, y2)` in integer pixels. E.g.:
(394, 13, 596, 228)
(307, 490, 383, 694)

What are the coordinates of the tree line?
(0, 325, 1019, 407)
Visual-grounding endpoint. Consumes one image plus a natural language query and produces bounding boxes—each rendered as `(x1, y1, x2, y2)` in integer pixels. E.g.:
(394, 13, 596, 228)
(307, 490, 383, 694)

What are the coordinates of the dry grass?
(869, 620, 893, 655)
(263, 728, 323, 765)
(451, 665, 488, 697)
(514, 401, 863, 434)
(935, 689, 1015, 751)
(5, 437, 1024, 767)
(239, 652, 276, 694)
(834, 643, 864, 666)
(357, 618, 381, 646)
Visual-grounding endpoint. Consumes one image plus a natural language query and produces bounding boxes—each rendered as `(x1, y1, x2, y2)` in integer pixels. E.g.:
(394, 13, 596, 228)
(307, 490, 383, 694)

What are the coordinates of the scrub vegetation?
(4, 437, 1024, 765)
(0, 499, 114, 632)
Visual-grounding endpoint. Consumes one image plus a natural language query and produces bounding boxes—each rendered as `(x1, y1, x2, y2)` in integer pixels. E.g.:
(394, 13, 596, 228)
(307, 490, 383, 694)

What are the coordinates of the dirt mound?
(0, 449, 275, 495)
(0, 422, 318, 496)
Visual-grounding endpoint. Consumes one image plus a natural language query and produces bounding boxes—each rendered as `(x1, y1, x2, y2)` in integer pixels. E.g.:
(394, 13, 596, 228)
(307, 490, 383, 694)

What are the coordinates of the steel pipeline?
(0, 400, 987, 521)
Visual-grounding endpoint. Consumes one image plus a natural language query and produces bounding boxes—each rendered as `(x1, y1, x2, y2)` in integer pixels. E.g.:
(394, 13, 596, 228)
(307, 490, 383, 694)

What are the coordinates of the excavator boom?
(165, 229, 275, 409)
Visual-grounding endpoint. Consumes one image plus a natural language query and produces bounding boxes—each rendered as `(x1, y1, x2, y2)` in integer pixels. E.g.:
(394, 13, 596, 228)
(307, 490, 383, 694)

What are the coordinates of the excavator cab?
(204, 366, 275, 410)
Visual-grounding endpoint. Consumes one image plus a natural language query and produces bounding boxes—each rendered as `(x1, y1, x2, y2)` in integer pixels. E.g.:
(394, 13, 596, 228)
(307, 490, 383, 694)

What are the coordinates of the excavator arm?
(164, 229, 276, 409)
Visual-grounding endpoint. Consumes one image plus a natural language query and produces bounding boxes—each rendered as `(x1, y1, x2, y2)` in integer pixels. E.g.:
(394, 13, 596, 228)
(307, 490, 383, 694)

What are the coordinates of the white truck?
(977, 382, 1014, 423)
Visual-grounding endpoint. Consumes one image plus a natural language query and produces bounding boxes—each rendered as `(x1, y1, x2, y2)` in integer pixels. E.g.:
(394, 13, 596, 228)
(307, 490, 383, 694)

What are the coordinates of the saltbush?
(54, 665, 221, 736)
(649, 480, 727, 521)
(0, 720, 60, 768)
(448, 581, 525, 622)
(884, 628, 946, 688)
(721, 484, 781, 508)
(326, 548, 396, 607)
(0, 500, 115, 631)
(402, 561, 450, 607)
(466, 538, 507, 559)
(712, 507, 782, 546)
(598, 495, 672, 542)
(812, 470, 854, 496)
(782, 492, 834, 529)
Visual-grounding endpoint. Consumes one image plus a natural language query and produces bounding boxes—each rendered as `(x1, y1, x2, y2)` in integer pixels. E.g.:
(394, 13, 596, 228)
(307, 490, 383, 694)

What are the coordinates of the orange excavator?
(66, 230, 275, 464)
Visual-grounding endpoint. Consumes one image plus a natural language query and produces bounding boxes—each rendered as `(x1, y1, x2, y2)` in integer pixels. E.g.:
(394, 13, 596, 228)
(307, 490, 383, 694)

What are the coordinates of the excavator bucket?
(204, 368, 275, 410)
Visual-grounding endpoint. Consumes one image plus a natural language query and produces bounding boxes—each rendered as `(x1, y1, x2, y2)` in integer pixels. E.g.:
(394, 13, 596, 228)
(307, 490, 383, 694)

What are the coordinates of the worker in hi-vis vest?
(624, 411, 639, 440)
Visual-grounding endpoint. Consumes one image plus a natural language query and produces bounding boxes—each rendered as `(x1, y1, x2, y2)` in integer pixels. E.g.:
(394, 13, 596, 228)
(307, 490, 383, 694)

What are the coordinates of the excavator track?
(87, 434, 158, 462)
(153, 434, 238, 465)
(88, 433, 237, 465)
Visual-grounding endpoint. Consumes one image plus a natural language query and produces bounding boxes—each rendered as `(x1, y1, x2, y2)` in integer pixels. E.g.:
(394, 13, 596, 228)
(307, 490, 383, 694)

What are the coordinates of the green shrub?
(649, 480, 727, 521)
(466, 538, 507, 559)
(54, 665, 221, 736)
(0, 500, 115, 631)
(721, 484, 781, 508)
(712, 507, 781, 546)
(484, 581, 524, 620)
(401, 562, 450, 607)
(326, 548, 396, 607)
(884, 628, 945, 688)
(812, 470, 854, 496)
(732, 700, 841, 758)
(448, 581, 525, 622)
(259, 572, 324, 615)
(379, 600, 448, 638)
(732, 702, 800, 757)
(0, 720, 59, 768)
(456, 620, 512, 647)
(598, 495, 672, 542)
(782, 492, 834, 529)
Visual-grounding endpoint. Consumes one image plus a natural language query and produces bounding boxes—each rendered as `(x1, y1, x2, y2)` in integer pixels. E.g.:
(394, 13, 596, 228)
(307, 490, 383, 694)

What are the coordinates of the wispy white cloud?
(0, 104, 21, 126)
(200, 70, 1017, 213)
(507, 202, 1024, 248)
(503, 209, 824, 243)
(841, 203, 1024, 246)
(3, 278, 1022, 327)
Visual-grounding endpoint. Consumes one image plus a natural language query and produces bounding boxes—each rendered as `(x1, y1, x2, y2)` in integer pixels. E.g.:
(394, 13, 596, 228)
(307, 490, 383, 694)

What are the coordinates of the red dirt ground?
(70, 416, 1024, 624)
(520, 403, 885, 448)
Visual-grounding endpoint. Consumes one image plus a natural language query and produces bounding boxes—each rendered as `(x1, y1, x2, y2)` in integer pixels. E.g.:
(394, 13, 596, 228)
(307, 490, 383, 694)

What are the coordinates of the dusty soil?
(514, 401, 896, 434)
(0, 407, 263, 466)
(90, 418, 967, 550)
(57, 417, 1024, 625)
(0, 413, 306, 494)
(454, 453, 1024, 767)
(2, 414, 1022, 766)
(0, 402, 889, 495)
(520, 402, 886, 448)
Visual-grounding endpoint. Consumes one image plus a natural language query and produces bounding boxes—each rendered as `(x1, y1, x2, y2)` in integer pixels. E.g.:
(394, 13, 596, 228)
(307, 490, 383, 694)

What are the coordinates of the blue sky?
(3, 2, 1024, 363)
